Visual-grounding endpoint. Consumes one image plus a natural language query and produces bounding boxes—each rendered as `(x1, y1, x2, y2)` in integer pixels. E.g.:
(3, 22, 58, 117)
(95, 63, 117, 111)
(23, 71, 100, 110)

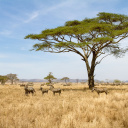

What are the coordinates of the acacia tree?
(114, 79, 121, 84)
(7, 73, 18, 85)
(61, 77, 69, 83)
(44, 72, 56, 83)
(0, 75, 9, 85)
(25, 12, 128, 89)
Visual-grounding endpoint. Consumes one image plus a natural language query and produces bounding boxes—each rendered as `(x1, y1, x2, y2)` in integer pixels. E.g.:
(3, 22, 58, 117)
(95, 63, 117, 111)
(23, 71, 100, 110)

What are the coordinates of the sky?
(0, 0, 128, 81)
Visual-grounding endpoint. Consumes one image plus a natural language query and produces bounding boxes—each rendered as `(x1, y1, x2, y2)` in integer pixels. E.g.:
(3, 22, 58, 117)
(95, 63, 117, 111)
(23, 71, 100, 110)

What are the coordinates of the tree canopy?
(61, 77, 69, 83)
(114, 79, 121, 84)
(0, 75, 9, 85)
(44, 72, 56, 83)
(7, 73, 18, 85)
(25, 12, 128, 88)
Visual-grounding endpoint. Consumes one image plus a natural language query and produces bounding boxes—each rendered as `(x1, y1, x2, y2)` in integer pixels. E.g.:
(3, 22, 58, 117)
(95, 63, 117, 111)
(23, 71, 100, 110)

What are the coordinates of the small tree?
(61, 77, 69, 83)
(25, 12, 128, 89)
(114, 79, 121, 84)
(7, 73, 18, 85)
(0, 75, 9, 85)
(44, 72, 56, 83)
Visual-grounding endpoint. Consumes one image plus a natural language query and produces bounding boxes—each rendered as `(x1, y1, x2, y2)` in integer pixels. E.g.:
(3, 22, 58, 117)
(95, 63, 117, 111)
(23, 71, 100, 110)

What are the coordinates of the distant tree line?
(0, 73, 18, 85)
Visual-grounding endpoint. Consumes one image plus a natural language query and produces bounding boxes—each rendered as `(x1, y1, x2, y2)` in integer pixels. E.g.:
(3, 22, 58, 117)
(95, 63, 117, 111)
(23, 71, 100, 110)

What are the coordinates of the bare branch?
(115, 34, 128, 43)
(95, 54, 111, 66)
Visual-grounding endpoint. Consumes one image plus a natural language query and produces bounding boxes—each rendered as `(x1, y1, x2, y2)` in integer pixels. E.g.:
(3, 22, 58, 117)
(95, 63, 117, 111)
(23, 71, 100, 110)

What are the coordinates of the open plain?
(0, 83, 128, 128)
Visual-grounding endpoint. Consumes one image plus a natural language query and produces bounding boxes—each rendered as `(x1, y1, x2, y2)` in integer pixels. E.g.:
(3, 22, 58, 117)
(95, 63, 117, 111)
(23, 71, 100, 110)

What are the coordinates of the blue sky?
(0, 0, 128, 81)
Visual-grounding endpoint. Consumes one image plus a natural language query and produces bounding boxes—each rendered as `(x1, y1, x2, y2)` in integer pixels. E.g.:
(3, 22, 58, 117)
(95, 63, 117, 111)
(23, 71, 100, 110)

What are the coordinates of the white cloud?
(23, 11, 39, 23)
(22, 0, 83, 23)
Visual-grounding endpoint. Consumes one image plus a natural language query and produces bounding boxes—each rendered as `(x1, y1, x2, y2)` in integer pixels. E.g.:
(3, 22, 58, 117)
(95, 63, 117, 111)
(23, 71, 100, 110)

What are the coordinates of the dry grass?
(0, 83, 128, 128)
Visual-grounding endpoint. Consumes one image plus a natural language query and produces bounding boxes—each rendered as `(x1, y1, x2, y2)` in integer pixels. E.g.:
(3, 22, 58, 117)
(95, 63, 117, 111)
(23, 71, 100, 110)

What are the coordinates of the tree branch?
(95, 54, 111, 66)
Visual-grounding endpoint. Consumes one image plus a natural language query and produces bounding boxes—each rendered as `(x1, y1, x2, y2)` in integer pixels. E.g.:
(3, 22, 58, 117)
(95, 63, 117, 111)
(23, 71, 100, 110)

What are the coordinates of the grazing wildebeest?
(49, 85, 61, 95)
(40, 87, 48, 95)
(19, 84, 26, 87)
(92, 87, 108, 95)
(62, 83, 71, 86)
(24, 85, 36, 96)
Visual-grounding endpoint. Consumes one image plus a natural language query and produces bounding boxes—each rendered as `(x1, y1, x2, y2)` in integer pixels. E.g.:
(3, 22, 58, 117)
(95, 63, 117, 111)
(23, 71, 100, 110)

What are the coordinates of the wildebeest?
(62, 83, 71, 86)
(26, 82, 34, 86)
(92, 87, 108, 95)
(39, 87, 48, 95)
(19, 84, 26, 87)
(24, 85, 36, 96)
(49, 85, 61, 95)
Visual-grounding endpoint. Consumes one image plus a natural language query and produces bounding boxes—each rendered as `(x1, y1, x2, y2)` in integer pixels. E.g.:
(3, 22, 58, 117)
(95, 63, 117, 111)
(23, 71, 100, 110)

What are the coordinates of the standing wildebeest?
(92, 87, 108, 95)
(39, 87, 48, 95)
(49, 85, 61, 95)
(24, 85, 36, 96)
(26, 82, 34, 86)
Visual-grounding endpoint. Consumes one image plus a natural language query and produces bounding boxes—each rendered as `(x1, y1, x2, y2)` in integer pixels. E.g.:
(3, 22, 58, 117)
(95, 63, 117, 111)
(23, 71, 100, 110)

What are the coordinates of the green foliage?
(61, 77, 69, 83)
(114, 79, 121, 84)
(44, 72, 56, 83)
(82, 18, 98, 23)
(92, 37, 113, 43)
(7, 73, 18, 85)
(25, 12, 128, 57)
(97, 12, 128, 24)
(0, 75, 9, 85)
(65, 20, 81, 26)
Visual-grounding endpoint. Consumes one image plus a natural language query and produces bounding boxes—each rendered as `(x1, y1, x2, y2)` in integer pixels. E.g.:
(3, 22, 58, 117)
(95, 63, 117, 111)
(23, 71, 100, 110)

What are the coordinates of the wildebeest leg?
(31, 91, 34, 96)
(53, 92, 55, 95)
(25, 91, 28, 96)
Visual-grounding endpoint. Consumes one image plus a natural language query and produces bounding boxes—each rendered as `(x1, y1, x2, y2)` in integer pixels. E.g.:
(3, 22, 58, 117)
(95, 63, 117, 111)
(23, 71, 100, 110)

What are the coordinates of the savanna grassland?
(0, 83, 128, 128)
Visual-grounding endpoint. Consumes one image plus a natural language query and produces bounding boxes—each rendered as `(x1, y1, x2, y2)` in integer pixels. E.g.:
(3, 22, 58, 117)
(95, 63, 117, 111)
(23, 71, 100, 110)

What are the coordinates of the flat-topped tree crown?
(7, 73, 18, 85)
(61, 77, 69, 83)
(25, 12, 128, 88)
(44, 72, 56, 84)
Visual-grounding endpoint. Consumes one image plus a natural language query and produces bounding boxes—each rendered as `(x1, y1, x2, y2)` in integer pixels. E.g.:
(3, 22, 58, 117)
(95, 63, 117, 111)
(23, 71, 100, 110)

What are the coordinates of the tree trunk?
(11, 80, 12, 85)
(84, 51, 97, 89)
(88, 73, 94, 89)
(11, 79, 14, 85)
(49, 78, 52, 83)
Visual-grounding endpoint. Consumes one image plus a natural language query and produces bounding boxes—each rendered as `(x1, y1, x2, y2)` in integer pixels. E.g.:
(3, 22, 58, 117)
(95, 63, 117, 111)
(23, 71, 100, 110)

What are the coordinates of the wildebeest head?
(49, 85, 54, 90)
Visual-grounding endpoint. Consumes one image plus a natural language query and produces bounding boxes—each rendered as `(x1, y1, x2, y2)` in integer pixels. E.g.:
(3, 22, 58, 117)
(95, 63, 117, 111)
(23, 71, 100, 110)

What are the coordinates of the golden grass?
(0, 83, 128, 128)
